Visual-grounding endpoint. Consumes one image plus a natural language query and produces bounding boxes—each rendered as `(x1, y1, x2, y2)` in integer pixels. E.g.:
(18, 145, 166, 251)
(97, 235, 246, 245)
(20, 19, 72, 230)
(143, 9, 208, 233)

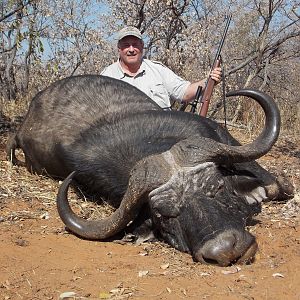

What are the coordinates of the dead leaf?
(180, 288, 187, 296)
(272, 273, 285, 278)
(99, 291, 111, 299)
(138, 270, 149, 277)
(200, 272, 210, 277)
(59, 291, 76, 299)
(221, 266, 241, 275)
(15, 238, 29, 247)
(160, 263, 170, 270)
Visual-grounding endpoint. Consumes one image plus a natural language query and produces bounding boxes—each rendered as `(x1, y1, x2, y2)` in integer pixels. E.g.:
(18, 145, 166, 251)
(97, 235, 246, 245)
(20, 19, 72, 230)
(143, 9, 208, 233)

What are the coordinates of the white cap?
(117, 26, 142, 41)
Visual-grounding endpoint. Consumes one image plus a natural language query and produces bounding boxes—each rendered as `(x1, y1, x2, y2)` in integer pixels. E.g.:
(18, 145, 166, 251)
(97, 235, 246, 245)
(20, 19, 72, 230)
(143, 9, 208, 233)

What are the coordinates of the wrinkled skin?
(148, 161, 261, 265)
(7, 75, 294, 266)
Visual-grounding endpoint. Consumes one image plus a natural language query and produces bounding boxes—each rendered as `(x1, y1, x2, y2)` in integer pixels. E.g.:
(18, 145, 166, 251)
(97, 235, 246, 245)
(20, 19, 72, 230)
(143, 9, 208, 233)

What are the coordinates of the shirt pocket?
(150, 84, 170, 108)
(151, 83, 168, 96)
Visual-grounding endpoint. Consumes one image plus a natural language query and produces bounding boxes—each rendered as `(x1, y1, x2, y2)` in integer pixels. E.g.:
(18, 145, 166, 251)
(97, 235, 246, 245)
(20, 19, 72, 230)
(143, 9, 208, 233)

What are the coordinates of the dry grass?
(1, 135, 115, 224)
(0, 97, 30, 119)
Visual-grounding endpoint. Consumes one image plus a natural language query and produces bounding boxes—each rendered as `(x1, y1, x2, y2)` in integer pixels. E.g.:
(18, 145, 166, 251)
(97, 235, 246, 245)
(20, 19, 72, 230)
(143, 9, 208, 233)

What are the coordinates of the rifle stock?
(198, 58, 221, 117)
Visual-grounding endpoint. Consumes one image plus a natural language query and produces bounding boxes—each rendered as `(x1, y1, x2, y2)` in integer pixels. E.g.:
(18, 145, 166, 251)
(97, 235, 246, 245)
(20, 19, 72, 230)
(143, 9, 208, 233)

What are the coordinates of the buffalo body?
(7, 75, 293, 266)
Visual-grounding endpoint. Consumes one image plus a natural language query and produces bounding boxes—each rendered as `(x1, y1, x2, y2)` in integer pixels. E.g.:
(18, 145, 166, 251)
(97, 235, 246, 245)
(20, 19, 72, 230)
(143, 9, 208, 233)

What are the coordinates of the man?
(101, 26, 222, 110)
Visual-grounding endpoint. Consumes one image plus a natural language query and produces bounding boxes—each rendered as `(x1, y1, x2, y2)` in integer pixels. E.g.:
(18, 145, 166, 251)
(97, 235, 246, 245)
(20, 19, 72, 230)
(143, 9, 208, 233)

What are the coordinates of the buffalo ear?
(231, 175, 264, 194)
(149, 197, 181, 218)
(230, 175, 268, 205)
(148, 181, 183, 218)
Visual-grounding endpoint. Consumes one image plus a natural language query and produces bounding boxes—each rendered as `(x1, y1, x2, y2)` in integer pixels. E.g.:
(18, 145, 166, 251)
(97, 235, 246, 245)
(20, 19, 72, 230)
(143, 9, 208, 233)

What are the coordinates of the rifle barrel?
(212, 14, 232, 67)
(198, 15, 232, 117)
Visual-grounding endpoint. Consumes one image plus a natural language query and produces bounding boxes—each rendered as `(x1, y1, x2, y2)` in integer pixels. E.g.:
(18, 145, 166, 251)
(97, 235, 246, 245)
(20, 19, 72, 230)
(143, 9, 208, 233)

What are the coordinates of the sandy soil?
(0, 132, 299, 300)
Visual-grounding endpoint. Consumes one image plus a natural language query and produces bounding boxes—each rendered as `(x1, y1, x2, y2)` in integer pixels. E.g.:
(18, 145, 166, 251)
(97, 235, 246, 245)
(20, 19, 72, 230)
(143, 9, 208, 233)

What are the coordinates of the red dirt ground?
(0, 133, 299, 300)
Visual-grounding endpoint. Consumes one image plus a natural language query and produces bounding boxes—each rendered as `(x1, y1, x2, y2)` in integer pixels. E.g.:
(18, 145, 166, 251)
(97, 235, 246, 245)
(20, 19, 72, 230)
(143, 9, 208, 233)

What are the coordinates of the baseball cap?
(117, 26, 142, 41)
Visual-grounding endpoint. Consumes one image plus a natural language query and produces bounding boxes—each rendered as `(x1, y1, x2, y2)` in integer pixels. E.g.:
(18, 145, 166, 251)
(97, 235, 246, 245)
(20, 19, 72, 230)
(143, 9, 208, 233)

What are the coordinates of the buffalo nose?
(194, 230, 258, 267)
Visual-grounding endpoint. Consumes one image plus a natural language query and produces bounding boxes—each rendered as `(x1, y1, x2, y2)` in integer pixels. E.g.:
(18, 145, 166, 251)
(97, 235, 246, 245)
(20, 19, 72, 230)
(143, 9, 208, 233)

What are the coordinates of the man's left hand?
(210, 67, 222, 84)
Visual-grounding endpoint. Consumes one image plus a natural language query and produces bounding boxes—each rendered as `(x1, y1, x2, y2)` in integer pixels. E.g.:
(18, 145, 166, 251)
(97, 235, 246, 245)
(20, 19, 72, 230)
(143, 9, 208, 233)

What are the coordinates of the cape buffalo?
(7, 75, 293, 266)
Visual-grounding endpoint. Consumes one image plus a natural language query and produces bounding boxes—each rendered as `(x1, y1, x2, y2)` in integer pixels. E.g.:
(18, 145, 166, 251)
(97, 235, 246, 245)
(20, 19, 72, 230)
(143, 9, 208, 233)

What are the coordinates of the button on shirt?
(101, 59, 190, 109)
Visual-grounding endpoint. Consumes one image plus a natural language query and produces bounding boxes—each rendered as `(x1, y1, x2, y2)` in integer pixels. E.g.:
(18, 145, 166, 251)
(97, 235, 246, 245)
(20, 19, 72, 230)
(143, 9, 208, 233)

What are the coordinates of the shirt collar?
(118, 58, 146, 78)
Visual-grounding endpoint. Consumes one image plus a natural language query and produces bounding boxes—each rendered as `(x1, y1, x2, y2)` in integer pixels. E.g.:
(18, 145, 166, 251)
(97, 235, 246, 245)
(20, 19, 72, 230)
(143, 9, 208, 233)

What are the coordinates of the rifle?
(197, 15, 232, 117)
(189, 86, 202, 113)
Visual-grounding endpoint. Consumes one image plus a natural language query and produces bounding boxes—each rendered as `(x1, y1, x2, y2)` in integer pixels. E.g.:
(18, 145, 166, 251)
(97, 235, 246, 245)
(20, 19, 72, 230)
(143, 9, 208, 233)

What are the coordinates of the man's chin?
(125, 60, 141, 67)
(126, 57, 138, 62)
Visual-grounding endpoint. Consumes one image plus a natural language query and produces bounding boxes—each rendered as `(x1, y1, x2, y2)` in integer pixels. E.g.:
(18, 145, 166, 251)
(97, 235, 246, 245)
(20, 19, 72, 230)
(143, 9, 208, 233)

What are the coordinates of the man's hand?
(210, 67, 222, 84)
(183, 67, 223, 102)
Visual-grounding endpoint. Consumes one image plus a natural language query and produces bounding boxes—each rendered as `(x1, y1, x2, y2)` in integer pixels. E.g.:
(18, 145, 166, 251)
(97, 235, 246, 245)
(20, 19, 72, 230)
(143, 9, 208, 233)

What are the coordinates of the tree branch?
(0, 0, 32, 23)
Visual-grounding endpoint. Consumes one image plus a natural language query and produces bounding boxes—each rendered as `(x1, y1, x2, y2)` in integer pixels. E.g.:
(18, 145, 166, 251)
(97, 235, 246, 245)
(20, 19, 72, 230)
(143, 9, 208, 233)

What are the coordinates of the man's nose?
(128, 45, 135, 52)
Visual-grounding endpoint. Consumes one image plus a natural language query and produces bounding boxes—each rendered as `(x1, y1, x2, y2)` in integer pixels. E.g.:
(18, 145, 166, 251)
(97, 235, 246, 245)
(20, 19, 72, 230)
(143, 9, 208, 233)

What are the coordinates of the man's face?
(118, 36, 144, 67)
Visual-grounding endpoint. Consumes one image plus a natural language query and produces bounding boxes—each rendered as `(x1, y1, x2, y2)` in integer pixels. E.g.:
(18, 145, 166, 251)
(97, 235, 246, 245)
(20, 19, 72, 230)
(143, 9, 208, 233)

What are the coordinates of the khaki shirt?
(101, 59, 190, 109)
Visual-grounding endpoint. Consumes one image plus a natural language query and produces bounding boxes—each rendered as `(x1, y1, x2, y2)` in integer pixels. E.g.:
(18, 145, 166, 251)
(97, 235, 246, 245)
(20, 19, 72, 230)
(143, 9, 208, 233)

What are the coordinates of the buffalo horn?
(218, 89, 280, 163)
(57, 170, 148, 240)
(190, 89, 280, 164)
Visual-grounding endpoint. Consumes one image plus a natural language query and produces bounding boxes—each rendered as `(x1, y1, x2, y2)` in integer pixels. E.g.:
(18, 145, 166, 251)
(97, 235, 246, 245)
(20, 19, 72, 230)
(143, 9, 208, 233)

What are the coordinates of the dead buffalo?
(7, 75, 293, 266)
